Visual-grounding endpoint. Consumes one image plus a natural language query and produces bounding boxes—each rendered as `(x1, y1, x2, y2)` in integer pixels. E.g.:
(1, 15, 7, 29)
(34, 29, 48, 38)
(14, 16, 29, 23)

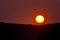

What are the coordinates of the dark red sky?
(0, 0, 60, 24)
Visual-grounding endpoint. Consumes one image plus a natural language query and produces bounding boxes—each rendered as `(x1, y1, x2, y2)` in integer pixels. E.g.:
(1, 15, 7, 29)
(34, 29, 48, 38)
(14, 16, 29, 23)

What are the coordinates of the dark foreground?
(0, 22, 60, 40)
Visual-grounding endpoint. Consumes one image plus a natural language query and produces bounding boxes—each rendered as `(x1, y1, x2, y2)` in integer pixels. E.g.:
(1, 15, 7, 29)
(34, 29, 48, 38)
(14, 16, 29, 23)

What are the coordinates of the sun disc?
(36, 15, 44, 23)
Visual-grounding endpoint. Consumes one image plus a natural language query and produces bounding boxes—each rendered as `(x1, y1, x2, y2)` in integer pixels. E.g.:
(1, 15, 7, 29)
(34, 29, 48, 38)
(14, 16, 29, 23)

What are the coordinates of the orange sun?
(35, 15, 44, 23)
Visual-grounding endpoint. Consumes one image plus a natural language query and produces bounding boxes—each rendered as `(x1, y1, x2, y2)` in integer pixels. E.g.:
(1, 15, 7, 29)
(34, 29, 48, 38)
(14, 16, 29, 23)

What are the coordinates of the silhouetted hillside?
(0, 22, 60, 40)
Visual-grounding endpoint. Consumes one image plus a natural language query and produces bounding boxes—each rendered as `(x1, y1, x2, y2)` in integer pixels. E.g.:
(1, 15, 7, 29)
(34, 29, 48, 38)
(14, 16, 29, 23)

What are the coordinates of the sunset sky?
(0, 0, 60, 24)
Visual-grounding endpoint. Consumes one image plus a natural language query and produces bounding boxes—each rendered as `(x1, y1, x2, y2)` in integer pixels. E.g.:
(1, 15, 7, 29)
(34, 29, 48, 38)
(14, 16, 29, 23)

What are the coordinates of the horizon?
(0, 22, 60, 25)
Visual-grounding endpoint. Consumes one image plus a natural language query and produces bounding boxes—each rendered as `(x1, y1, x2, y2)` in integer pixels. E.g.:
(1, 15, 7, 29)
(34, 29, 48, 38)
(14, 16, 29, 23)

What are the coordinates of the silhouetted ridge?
(0, 22, 60, 40)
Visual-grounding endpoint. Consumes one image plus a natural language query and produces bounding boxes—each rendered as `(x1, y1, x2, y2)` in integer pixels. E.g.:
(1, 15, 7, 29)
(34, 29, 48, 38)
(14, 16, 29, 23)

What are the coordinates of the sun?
(35, 15, 44, 23)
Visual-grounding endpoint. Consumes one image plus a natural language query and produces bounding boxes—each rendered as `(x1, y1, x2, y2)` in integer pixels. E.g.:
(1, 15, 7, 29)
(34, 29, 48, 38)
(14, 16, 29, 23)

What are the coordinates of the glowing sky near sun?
(0, 0, 60, 24)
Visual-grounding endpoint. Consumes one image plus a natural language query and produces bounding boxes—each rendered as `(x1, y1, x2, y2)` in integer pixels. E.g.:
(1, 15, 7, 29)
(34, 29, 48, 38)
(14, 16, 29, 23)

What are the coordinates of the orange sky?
(0, 0, 60, 24)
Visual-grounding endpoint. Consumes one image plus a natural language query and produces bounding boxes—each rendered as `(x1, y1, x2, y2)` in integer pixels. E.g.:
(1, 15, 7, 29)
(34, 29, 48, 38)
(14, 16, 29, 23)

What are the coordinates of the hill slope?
(0, 22, 60, 40)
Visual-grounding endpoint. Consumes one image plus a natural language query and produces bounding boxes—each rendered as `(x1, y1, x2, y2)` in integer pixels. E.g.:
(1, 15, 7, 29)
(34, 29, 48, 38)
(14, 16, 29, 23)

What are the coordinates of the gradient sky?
(0, 0, 60, 24)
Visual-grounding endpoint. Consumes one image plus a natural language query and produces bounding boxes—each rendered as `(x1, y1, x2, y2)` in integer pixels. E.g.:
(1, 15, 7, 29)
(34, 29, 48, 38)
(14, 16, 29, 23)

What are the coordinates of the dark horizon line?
(0, 22, 60, 25)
